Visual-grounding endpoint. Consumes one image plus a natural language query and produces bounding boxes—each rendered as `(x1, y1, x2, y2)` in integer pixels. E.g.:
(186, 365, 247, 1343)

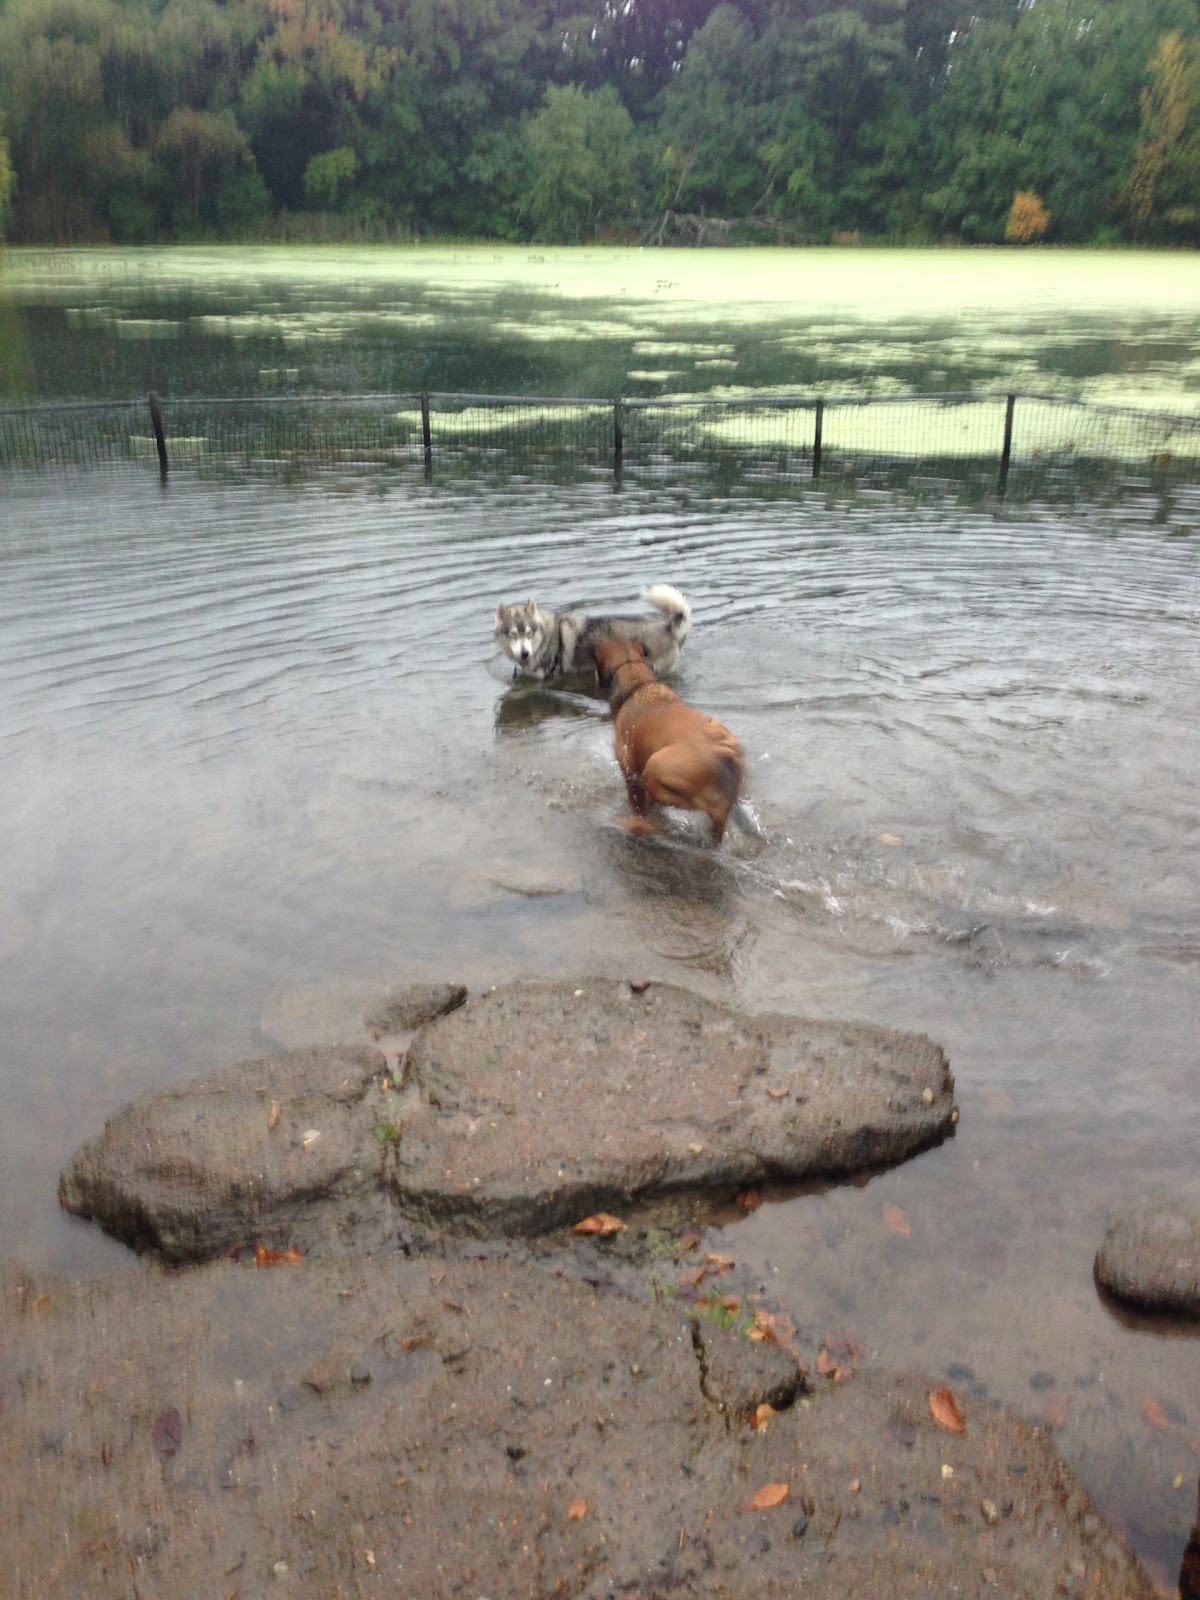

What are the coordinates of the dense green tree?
(518, 82, 637, 240)
(652, 5, 770, 216)
(0, 0, 1196, 244)
(925, 0, 1199, 243)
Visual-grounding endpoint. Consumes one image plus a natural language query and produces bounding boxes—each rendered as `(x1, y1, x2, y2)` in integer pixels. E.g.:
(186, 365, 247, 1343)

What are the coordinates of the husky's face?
(495, 601, 548, 666)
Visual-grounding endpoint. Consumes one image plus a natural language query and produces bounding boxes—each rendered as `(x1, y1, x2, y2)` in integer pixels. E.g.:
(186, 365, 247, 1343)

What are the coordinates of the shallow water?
(2, 464, 1198, 1579)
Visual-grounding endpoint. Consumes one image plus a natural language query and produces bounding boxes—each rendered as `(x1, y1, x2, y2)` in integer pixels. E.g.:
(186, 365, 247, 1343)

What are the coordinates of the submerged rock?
(60, 978, 954, 1264)
(1094, 1197, 1200, 1317)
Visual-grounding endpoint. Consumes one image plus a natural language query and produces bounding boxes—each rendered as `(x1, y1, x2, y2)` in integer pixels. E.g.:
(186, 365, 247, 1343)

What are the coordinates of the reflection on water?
(1, 466, 1198, 1581)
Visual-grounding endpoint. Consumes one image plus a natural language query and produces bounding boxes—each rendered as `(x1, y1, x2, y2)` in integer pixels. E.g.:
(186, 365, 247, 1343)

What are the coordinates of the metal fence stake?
(148, 396, 168, 480)
(998, 392, 1016, 497)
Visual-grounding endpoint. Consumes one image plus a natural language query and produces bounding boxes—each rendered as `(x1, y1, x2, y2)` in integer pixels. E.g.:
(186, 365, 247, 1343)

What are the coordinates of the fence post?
(420, 392, 433, 468)
(998, 392, 1016, 496)
(148, 395, 168, 480)
(812, 398, 824, 480)
(613, 394, 623, 470)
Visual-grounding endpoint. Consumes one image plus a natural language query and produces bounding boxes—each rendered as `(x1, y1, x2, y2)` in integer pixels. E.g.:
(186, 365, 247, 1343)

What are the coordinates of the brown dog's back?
(593, 640, 744, 843)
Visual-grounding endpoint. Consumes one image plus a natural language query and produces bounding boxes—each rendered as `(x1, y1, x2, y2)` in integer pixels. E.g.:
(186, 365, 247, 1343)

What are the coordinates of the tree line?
(0, 0, 1197, 248)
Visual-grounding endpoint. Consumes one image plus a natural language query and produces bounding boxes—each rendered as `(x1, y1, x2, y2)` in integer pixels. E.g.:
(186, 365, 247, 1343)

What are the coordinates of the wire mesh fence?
(2, 390, 1198, 491)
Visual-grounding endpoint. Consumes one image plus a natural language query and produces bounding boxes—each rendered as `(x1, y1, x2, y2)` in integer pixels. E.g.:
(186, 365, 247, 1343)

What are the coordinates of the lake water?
(2, 246, 1199, 1586)
(3, 243, 1200, 411)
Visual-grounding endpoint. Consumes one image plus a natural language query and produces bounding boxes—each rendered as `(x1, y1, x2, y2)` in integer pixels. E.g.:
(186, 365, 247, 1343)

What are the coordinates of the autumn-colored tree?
(1005, 188, 1050, 242)
(1121, 31, 1200, 240)
(0, 131, 14, 236)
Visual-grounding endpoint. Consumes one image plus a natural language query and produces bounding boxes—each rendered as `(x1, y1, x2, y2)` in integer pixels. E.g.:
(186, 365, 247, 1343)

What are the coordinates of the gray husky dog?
(494, 584, 692, 679)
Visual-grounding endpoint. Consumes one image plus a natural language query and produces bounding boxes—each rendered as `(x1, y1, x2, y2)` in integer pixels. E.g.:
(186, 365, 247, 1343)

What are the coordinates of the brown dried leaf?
(677, 1227, 703, 1253)
(735, 1189, 762, 1212)
(750, 1308, 805, 1363)
(573, 1213, 626, 1237)
(1141, 1398, 1171, 1432)
(815, 1348, 838, 1378)
(745, 1482, 789, 1511)
(882, 1203, 912, 1238)
(705, 1252, 735, 1271)
(254, 1245, 302, 1266)
(751, 1403, 775, 1431)
(929, 1388, 967, 1435)
(566, 1498, 587, 1521)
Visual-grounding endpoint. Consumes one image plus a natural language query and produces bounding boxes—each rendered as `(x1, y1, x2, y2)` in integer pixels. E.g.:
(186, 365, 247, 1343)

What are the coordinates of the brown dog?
(593, 639, 744, 844)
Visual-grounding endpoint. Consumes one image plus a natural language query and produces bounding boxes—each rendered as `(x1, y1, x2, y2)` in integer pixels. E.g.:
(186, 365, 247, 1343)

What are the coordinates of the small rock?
(981, 1498, 1000, 1525)
(791, 1514, 809, 1540)
(350, 1363, 371, 1388)
(1094, 1198, 1200, 1317)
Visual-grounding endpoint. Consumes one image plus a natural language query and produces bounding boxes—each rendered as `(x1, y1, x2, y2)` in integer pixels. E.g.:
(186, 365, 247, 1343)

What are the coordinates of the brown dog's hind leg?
(641, 745, 740, 844)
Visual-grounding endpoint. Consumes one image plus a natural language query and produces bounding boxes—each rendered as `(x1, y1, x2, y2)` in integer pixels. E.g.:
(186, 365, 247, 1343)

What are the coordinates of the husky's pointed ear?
(496, 603, 506, 622)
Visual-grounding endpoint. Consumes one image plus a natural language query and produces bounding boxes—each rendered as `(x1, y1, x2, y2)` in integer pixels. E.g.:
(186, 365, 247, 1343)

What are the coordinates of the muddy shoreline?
(3, 979, 1161, 1597)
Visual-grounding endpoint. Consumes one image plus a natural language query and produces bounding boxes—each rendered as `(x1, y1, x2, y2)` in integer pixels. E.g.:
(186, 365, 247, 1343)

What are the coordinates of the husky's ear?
(496, 603, 507, 622)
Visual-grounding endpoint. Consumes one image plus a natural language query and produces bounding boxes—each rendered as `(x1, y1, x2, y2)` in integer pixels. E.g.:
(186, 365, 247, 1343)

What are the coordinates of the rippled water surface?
(3, 464, 1199, 1580)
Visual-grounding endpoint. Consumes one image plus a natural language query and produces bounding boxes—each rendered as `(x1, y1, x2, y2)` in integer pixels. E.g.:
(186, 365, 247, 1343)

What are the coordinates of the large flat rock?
(1, 1253, 1155, 1600)
(60, 979, 955, 1262)
(393, 978, 955, 1233)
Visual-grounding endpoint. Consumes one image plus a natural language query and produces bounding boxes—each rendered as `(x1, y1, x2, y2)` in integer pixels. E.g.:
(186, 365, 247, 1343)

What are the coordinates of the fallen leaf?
(751, 1403, 775, 1430)
(1044, 1394, 1071, 1430)
(267, 1101, 280, 1132)
(566, 1499, 587, 1521)
(677, 1227, 703, 1252)
(254, 1245, 302, 1266)
(572, 1213, 625, 1237)
(882, 1203, 912, 1238)
(735, 1189, 762, 1212)
(705, 1252, 735, 1271)
(766, 1087, 789, 1100)
(152, 1407, 183, 1458)
(680, 1263, 710, 1288)
(745, 1482, 789, 1511)
(300, 1128, 321, 1149)
(749, 1308, 805, 1364)
(1141, 1398, 1171, 1431)
(880, 833, 902, 846)
(817, 1333, 864, 1381)
(929, 1388, 967, 1434)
